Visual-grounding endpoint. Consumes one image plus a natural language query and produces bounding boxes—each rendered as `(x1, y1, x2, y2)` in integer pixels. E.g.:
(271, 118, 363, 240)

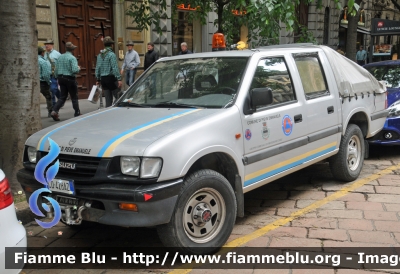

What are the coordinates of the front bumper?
(368, 117, 400, 145)
(17, 168, 183, 227)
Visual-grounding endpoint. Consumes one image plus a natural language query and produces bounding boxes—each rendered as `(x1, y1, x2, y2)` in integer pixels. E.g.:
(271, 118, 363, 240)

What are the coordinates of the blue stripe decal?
(244, 146, 336, 187)
(39, 108, 117, 151)
(97, 109, 196, 157)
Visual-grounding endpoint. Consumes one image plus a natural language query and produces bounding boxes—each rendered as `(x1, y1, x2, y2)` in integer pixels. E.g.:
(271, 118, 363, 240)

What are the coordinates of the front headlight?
(388, 100, 400, 118)
(27, 147, 37, 163)
(140, 158, 163, 178)
(120, 156, 140, 176)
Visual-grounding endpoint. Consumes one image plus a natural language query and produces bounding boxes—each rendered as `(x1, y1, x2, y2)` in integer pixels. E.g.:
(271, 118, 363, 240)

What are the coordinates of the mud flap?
(235, 174, 244, 217)
(364, 140, 369, 159)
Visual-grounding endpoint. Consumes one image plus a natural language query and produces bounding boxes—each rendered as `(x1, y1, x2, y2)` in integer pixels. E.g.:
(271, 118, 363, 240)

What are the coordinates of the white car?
(0, 169, 26, 274)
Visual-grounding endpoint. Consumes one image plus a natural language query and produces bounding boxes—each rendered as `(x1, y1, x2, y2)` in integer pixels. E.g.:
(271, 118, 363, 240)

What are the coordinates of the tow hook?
(45, 203, 54, 219)
(60, 201, 92, 225)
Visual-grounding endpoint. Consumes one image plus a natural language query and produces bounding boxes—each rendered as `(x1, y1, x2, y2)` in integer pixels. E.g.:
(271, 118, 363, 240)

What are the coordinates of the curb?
(15, 200, 35, 225)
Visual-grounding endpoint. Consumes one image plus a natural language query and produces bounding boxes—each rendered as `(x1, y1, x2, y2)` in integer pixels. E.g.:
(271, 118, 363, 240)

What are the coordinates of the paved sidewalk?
(40, 98, 101, 128)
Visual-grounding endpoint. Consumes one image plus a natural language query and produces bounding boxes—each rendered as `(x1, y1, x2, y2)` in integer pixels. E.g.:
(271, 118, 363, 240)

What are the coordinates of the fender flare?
(343, 107, 370, 136)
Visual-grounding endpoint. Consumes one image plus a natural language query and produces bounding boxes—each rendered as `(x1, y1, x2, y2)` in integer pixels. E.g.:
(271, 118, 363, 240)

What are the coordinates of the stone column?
(36, 0, 58, 48)
(150, 0, 172, 57)
(113, 0, 124, 67)
(49, 0, 59, 49)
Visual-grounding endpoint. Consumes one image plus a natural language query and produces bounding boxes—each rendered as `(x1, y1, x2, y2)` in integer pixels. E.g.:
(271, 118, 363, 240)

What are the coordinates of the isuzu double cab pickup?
(18, 45, 388, 254)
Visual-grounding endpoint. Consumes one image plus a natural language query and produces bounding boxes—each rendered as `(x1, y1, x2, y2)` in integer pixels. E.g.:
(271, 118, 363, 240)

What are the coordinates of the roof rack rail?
(257, 43, 315, 49)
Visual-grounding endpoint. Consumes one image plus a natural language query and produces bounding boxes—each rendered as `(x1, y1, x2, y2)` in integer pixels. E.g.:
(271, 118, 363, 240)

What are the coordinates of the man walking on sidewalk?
(38, 46, 53, 117)
(121, 40, 140, 87)
(356, 46, 367, 65)
(44, 39, 61, 107)
(95, 36, 122, 107)
(51, 42, 81, 121)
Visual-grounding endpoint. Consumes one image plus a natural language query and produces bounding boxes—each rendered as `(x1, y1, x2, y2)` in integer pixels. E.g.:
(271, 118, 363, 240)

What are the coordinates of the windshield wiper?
(116, 101, 146, 107)
(152, 102, 202, 109)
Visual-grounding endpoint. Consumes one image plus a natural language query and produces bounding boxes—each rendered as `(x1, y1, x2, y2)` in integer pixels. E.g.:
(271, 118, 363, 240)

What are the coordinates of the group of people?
(96, 39, 161, 106)
(38, 39, 81, 121)
(38, 37, 181, 121)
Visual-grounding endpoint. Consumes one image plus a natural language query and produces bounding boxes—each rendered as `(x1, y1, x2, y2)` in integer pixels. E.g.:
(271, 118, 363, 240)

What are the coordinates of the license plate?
(47, 179, 75, 195)
(56, 195, 78, 206)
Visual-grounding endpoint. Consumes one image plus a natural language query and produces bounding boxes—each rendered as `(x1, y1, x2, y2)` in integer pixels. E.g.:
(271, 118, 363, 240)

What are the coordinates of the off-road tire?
(329, 124, 365, 182)
(157, 169, 237, 254)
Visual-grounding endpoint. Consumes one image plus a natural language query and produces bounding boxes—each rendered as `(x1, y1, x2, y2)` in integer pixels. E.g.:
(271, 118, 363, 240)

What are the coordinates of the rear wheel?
(157, 169, 236, 254)
(329, 124, 365, 181)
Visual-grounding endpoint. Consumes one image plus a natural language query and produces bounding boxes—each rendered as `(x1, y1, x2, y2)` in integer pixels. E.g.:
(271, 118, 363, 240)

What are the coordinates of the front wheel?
(329, 124, 365, 182)
(157, 169, 237, 254)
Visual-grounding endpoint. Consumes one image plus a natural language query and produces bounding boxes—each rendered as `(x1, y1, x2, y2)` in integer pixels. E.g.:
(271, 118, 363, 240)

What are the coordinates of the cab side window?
(294, 55, 329, 99)
(250, 57, 296, 110)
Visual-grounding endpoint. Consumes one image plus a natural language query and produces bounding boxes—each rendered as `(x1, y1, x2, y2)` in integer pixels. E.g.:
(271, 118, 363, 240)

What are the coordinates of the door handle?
(327, 106, 334, 114)
(294, 114, 302, 123)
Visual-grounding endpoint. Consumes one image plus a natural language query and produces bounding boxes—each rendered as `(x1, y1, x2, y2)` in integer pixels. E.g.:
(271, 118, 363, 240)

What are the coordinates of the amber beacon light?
(212, 33, 226, 51)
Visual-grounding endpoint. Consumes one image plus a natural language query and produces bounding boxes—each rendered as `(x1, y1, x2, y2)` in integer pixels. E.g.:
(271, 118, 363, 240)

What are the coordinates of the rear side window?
(249, 57, 296, 109)
(294, 55, 329, 99)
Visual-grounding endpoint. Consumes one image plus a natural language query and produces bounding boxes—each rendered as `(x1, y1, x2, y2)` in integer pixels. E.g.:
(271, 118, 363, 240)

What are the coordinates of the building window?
(323, 7, 330, 45)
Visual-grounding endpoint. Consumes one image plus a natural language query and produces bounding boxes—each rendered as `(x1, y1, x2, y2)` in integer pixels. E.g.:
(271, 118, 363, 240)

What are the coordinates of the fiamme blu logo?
(28, 138, 62, 228)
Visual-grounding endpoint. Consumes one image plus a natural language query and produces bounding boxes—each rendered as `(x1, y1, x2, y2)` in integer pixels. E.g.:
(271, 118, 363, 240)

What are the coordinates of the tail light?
(385, 92, 388, 109)
(0, 177, 13, 209)
(212, 33, 226, 51)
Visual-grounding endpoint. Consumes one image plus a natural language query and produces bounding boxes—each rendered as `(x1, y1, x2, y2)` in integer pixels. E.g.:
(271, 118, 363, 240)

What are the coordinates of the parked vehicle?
(18, 45, 387, 254)
(0, 169, 26, 274)
(364, 60, 400, 145)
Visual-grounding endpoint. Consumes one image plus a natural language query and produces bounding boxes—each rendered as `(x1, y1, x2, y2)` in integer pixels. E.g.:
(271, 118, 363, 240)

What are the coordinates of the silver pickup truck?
(18, 45, 387, 254)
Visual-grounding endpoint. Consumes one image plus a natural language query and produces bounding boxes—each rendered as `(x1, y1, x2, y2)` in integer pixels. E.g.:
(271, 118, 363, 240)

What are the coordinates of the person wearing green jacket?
(95, 36, 122, 107)
(51, 42, 81, 121)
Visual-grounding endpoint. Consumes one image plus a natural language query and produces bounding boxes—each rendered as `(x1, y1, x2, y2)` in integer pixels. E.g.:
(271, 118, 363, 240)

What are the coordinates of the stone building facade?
(35, 0, 220, 97)
(36, 0, 400, 99)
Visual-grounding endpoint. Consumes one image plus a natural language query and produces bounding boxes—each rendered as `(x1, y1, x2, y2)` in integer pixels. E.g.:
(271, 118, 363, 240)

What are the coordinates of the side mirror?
(250, 88, 273, 110)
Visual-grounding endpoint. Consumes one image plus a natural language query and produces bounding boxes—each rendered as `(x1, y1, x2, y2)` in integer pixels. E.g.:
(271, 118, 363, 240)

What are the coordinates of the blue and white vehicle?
(18, 45, 387, 254)
(364, 60, 400, 145)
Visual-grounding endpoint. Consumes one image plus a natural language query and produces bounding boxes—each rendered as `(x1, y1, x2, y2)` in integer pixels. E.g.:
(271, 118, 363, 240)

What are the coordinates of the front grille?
(38, 152, 101, 178)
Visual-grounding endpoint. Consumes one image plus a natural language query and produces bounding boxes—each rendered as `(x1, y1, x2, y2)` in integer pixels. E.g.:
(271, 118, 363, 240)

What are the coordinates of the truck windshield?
(118, 57, 249, 108)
